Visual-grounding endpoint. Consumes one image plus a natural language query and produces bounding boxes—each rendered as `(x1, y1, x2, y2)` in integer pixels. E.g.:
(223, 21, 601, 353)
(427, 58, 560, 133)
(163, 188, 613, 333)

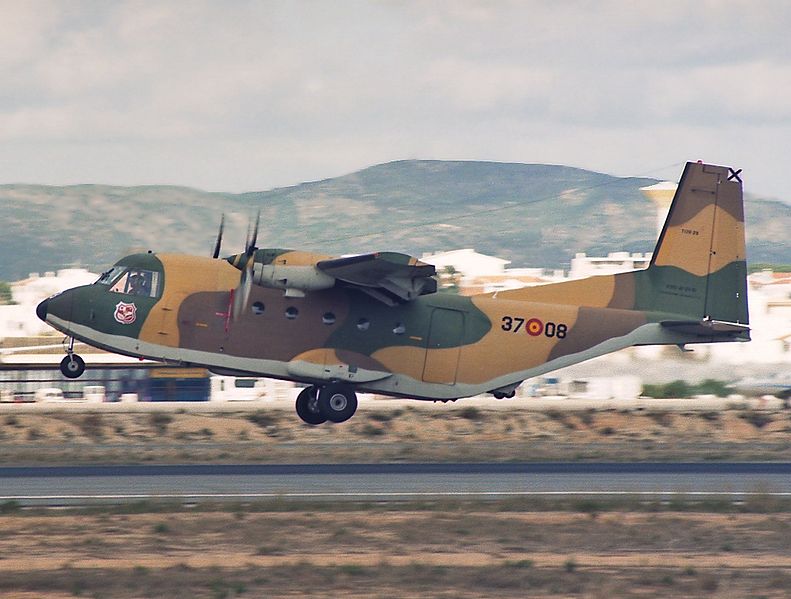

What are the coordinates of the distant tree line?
(0, 282, 15, 305)
(642, 379, 732, 398)
(748, 263, 791, 273)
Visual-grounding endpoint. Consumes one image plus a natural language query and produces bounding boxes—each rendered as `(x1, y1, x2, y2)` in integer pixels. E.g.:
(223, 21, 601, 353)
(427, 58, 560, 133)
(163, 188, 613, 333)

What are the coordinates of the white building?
(1, 269, 98, 337)
(569, 251, 652, 279)
(422, 248, 511, 282)
(465, 267, 567, 295)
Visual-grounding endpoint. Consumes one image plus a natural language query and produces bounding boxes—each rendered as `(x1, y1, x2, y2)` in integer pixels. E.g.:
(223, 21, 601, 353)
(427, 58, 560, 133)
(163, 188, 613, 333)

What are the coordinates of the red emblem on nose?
(114, 301, 137, 325)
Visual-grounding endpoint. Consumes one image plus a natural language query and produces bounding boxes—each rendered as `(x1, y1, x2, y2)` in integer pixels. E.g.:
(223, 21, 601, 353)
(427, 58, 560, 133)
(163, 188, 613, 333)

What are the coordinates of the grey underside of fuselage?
(49, 315, 701, 401)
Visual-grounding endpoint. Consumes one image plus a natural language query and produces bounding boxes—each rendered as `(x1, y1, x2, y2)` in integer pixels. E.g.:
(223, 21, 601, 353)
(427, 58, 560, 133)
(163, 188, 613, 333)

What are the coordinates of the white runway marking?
(3, 490, 791, 501)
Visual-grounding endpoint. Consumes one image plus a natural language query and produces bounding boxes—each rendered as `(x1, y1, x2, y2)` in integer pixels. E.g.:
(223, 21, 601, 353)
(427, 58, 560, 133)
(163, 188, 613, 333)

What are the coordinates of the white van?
(83, 385, 106, 402)
(211, 376, 269, 401)
(35, 388, 65, 402)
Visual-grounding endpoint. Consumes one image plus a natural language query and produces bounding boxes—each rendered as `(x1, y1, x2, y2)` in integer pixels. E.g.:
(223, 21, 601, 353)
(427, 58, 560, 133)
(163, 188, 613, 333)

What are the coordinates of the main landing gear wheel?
(296, 386, 327, 425)
(60, 354, 86, 378)
(317, 384, 358, 423)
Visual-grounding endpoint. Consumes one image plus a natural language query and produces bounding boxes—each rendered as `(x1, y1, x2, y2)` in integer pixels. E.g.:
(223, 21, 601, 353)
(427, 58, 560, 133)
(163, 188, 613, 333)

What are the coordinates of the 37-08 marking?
(501, 316, 567, 338)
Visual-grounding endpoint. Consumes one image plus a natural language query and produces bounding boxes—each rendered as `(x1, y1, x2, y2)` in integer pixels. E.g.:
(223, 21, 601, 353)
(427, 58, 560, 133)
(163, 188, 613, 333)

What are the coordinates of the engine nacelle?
(252, 263, 336, 292)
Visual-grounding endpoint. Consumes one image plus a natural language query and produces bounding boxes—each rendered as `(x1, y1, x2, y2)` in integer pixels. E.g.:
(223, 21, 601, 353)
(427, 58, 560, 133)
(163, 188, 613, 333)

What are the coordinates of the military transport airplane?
(36, 161, 750, 424)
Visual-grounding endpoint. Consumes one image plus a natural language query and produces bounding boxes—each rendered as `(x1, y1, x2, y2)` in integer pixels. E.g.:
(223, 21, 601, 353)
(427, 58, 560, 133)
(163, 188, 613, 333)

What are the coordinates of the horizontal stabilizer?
(660, 319, 750, 341)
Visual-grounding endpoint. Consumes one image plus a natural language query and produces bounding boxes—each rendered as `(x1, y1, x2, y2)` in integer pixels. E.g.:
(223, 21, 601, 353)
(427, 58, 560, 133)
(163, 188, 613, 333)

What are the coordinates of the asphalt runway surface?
(1, 463, 790, 506)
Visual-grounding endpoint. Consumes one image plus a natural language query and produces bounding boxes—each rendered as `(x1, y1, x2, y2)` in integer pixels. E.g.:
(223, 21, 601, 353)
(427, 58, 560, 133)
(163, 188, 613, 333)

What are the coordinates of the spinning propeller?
(212, 212, 261, 324)
(232, 212, 260, 321)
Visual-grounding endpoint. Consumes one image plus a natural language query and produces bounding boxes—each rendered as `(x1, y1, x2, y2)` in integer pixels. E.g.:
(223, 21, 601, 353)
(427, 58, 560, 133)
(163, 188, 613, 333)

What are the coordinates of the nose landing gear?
(295, 383, 358, 425)
(59, 337, 86, 379)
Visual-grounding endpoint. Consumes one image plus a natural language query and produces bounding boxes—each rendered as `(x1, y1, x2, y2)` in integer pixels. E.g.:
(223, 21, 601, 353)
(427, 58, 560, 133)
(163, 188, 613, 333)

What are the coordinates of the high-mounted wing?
(317, 252, 437, 305)
(226, 248, 437, 304)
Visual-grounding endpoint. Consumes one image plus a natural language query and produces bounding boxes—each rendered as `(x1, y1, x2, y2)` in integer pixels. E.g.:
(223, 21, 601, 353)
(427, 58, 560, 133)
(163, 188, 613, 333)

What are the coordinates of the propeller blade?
(246, 211, 260, 256)
(212, 214, 225, 259)
(232, 259, 253, 321)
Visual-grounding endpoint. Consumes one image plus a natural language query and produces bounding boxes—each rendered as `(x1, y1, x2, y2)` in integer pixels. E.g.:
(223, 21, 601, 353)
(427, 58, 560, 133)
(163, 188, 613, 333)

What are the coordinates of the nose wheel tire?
(317, 384, 358, 423)
(296, 386, 327, 425)
(60, 354, 86, 379)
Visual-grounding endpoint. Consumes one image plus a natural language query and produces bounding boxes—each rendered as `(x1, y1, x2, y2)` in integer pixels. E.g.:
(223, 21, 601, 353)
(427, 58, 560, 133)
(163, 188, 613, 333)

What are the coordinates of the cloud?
(0, 1, 789, 199)
(0, 1, 63, 71)
(422, 59, 556, 112)
(649, 61, 791, 124)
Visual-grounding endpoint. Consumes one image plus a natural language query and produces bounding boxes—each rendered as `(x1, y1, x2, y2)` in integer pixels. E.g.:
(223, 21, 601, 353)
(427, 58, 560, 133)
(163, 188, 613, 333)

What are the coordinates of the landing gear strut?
(295, 384, 358, 424)
(59, 337, 86, 379)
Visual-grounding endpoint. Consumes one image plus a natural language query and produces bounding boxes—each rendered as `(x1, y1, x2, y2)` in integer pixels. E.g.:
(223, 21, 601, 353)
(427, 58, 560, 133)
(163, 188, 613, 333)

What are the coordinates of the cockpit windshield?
(97, 268, 160, 298)
(95, 266, 125, 286)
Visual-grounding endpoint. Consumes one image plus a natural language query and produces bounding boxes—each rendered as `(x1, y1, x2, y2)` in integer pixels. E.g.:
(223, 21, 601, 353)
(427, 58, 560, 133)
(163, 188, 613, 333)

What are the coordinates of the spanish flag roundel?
(526, 318, 543, 336)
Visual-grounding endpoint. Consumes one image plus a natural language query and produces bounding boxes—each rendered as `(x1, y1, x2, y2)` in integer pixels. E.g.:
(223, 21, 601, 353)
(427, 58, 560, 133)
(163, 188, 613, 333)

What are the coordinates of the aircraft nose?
(37, 291, 74, 325)
(36, 298, 48, 322)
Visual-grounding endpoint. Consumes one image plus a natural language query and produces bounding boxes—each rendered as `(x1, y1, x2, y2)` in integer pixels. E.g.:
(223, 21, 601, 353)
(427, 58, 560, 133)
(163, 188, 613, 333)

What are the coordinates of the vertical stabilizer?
(637, 162, 748, 324)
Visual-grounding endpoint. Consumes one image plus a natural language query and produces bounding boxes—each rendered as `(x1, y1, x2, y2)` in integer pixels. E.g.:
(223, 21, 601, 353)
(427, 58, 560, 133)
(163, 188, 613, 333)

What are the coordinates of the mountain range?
(2, 160, 789, 282)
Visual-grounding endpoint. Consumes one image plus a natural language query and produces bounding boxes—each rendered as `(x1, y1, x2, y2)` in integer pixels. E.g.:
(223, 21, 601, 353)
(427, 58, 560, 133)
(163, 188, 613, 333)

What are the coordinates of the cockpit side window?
(108, 269, 160, 298)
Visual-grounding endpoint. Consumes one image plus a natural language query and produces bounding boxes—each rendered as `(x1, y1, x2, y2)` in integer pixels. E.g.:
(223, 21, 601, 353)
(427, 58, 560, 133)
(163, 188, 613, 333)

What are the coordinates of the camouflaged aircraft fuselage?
(38, 162, 750, 403)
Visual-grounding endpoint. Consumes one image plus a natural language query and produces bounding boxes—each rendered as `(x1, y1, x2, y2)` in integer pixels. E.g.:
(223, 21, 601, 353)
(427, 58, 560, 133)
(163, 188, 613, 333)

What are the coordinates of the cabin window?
(108, 269, 160, 298)
(285, 306, 299, 320)
(357, 318, 370, 332)
(322, 312, 336, 325)
(252, 302, 265, 315)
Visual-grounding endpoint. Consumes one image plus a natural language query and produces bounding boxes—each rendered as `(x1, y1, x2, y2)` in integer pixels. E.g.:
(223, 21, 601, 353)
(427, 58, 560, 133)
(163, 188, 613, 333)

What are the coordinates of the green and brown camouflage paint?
(39, 162, 748, 400)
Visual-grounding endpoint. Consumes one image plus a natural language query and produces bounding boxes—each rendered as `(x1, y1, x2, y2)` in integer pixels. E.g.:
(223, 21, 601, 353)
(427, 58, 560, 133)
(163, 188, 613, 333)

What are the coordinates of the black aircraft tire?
(60, 354, 86, 379)
(317, 384, 358, 423)
(295, 386, 327, 425)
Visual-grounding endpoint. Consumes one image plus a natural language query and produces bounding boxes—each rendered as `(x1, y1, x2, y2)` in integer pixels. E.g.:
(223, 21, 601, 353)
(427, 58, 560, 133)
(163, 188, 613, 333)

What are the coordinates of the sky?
(1, 0, 790, 200)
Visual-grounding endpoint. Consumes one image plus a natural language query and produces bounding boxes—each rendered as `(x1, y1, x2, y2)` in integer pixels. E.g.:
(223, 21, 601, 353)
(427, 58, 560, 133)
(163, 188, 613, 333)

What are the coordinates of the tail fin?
(635, 161, 749, 325)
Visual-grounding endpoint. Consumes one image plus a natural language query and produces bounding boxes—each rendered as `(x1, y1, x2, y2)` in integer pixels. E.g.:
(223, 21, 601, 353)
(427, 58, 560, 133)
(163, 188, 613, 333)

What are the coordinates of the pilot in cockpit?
(128, 272, 151, 296)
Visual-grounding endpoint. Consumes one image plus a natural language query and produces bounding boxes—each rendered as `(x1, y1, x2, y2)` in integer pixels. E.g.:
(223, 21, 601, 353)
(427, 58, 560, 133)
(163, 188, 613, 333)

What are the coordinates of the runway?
(1, 463, 789, 506)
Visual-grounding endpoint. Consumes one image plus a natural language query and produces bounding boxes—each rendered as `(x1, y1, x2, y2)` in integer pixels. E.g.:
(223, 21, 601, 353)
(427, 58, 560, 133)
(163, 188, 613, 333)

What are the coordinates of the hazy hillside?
(2, 160, 789, 281)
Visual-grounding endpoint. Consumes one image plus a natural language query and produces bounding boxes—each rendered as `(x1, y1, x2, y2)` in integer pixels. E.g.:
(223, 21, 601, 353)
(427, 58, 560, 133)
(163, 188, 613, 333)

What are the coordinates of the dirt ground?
(1, 407, 790, 597)
(0, 506, 790, 598)
(0, 406, 790, 464)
